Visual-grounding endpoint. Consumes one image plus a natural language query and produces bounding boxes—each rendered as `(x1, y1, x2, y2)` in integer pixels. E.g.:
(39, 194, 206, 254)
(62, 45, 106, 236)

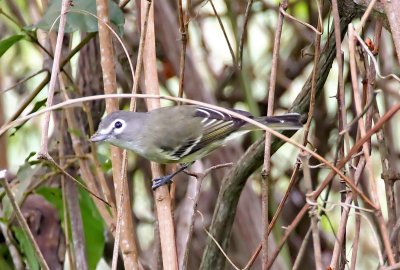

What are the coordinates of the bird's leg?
(152, 162, 194, 190)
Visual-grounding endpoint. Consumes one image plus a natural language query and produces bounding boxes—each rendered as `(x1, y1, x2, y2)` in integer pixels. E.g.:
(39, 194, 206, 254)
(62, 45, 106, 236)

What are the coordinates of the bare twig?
(330, 158, 365, 269)
(42, 157, 111, 206)
(131, 0, 151, 105)
(280, 7, 322, 35)
(350, 200, 361, 270)
(95, 0, 140, 268)
(348, 24, 395, 265)
(208, 0, 236, 65)
(356, 0, 378, 32)
(0, 69, 47, 94)
(261, 1, 288, 267)
(301, 153, 322, 270)
(292, 228, 312, 270)
(59, 119, 75, 269)
(197, 211, 240, 270)
(38, 0, 70, 157)
(58, 112, 88, 270)
(177, 0, 189, 100)
(180, 163, 233, 269)
(238, 0, 254, 69)
(0, 174, 50, 270)
(3, 72, 50, 128)
(141, 0, 178, 268)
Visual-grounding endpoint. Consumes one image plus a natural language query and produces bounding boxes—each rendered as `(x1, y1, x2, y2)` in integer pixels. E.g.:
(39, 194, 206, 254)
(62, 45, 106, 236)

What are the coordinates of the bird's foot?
(152, 174, 174, 190)
(151, 162, 195, 190)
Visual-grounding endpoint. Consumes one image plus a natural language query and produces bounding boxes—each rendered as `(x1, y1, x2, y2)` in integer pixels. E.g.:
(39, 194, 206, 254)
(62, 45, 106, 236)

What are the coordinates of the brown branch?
(261, 1, 288, 267)
(179, 163, 233, 269)
(383, 0, 400, 65)
(177, 0, 189, 101)
(58, 113, 88, 270)
(350, 200, 361, 270)
(238, 0, 254, 69)
(95, 0, 140, 268)
(301, 153, 322, 270)
(348, 24, 395, 265)
(141, 0, 179, 268)
(209, 0, 236, 66)
(38, 0, 70, 157)
(292, 228, 312, 270)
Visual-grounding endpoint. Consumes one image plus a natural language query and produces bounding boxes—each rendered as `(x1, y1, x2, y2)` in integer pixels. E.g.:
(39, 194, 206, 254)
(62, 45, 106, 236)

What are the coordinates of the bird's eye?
(114, 121, 123, 129)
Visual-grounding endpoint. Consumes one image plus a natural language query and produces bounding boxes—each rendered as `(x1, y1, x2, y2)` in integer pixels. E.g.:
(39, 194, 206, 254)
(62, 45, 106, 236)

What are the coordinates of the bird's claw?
(152, 175, 173, 190)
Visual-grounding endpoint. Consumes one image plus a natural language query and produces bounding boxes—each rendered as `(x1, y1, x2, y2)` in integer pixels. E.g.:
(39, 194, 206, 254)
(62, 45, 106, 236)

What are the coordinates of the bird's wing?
(161, 106, 250, 161)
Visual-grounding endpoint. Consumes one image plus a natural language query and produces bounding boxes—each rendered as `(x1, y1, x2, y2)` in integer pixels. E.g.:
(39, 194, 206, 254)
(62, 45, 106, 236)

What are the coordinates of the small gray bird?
(90, 105, 302, 189)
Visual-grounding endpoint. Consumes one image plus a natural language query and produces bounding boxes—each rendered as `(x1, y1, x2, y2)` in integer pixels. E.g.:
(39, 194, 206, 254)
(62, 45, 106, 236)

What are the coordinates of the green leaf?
(97, 153, 112, 172)
(13, 227, 39, 270)
(0, 35, 25, 58)
(79, 187, 105, 270)
(35, 187, 64, 221)
(37, 186, 105, 270)
(27, 0, 124, 35)
(0, 244, 13, 270)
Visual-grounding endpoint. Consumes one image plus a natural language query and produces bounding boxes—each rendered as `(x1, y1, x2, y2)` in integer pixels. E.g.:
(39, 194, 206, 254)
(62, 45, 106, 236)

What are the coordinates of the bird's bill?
(90, 133, 108, 142)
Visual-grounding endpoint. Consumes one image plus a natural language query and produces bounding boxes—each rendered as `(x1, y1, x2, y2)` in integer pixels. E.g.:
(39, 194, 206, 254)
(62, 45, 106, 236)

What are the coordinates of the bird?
(90, 105, 303, 189)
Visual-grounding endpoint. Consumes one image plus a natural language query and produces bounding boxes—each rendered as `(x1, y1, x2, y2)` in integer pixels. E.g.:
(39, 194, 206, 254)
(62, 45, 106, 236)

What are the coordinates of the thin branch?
(197, 211, 240, 270)
(208, 0, 236, 65)
(177, 0, 189, 100)
(280, 7, 322, 35)
(0, 69, 47, 94)
(96, 0, 140, 268)
(348, 24, 395, 265)
(292, 228, 312, 270)
(356, 0, 378, 32)
(37, 0, 70, 157)
(350, 199, 361, 270)
(261, 1, 288, 267)
(301, 153, 322, 270)
(141, 0, 178, 268)
(238, 0, 254, 69)
(0, 174, 50, 270)
(180, 163, 233, 269)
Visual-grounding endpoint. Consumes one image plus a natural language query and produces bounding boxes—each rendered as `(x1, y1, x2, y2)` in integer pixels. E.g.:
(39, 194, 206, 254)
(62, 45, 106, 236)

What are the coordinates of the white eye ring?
(114, 121, 123, 129)
(112, 119, 126, 134)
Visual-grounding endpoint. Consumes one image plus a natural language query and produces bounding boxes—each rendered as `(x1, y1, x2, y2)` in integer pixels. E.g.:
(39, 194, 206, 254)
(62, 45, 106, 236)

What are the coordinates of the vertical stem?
(348, 25, 395, 265)
(58, 113, 87, 270)
(300, 153, 322, 270)
(95, 0, 140, 269)
(141, 0, 179, 269)
(38, 0, 70, 156)
(261, 2, 287, 268)
(177, 0, 189, 101)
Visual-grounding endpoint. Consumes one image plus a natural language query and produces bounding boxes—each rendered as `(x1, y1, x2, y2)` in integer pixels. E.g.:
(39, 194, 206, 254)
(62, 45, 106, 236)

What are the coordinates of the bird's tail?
(252, 113, 303, 130)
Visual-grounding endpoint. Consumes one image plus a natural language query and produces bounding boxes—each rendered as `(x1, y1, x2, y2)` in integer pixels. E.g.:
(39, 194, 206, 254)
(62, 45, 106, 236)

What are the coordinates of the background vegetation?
(0, 0, 400, 269)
